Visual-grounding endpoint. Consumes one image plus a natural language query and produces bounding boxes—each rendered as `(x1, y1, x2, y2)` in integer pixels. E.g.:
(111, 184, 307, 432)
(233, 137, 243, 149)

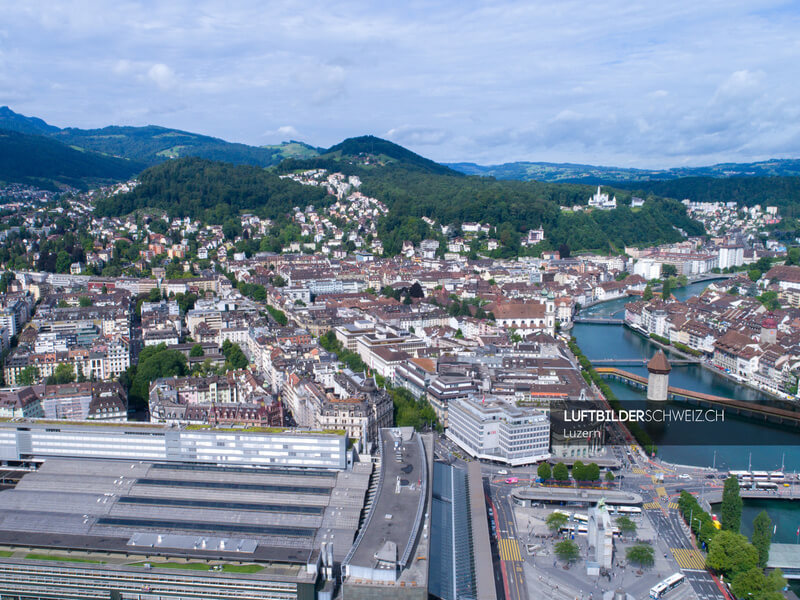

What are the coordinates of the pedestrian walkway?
(671, 548, 706, 570)
(643, 502, 661, 510)
(499, 538, 522, 562)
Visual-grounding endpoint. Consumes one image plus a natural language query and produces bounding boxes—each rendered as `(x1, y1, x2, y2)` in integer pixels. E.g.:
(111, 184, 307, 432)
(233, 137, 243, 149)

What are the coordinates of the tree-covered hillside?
(323, 135, 458, 175)
(94, 157, 328, 224)
(364, 167, 703, 255)
(0, 107, 320, 168)
(617, 177, 800, 217)
(0, 128, 144, 189)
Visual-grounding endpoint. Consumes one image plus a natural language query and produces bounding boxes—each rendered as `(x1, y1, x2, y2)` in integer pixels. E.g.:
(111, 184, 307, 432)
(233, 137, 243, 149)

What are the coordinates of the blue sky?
(1, 0, 800, 168)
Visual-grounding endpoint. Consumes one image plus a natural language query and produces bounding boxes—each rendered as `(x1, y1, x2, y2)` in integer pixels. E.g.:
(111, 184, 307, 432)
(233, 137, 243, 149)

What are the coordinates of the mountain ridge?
(445, 158, 800, 182)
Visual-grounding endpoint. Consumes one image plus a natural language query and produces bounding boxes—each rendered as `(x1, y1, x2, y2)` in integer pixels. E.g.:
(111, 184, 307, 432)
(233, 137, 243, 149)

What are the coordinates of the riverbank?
(623, 321, 793, 404)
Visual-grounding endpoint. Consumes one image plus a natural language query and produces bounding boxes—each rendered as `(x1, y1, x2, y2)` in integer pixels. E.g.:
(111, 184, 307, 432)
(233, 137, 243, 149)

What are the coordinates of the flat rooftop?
(344, 428, 431, 588)
(0, 457, 372, 569)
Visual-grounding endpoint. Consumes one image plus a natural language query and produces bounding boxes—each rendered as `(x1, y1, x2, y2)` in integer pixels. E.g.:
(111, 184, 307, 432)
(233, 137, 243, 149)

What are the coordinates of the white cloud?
(1, 0, 799, 167)
(262, 125, 300, 141)
(147, 63, 176, 90)
(386, 126, 450, 146)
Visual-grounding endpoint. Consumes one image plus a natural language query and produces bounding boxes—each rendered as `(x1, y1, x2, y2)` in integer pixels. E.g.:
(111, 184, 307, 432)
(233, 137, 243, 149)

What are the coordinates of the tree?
(553, 462, 569, 481)
(222, 340, 248, 371)
(731, 567, 786, 600)
(554, 540, 579, 564)
(546, 512, 568, 533)
(18, 366, 40, 385)
(751, 510, 772, 568)
(721, 476, 743, 533)
(55, 250, 72, 273)
(706, 530, 759, 579)
(661, 278, 672, 300)
(0, 271, 14, 293)
(584, 462, 600, 481)
(129, 344, 188, 410)
(148, 287, 162, 303)
(604, 471, 615, 483)
(662, 264, 677, 277)
(626, 544, 654, 568)
(409, 281, 424, 298)
(616, 516, 637, 538)
(189, 344, 205, 358)
(642, 284, 653, 301)
(273, 274, 287, 287)
(79, 296, 92, 307)
(572, 461, 585, 481)
(46, 363, 76, 385)
(748, 269, 762, 282)
(537, 462, 551, 481)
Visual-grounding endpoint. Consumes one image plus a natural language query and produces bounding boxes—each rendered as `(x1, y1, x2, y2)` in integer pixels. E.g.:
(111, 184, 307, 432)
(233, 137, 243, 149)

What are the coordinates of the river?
(572, 280, 800, 545)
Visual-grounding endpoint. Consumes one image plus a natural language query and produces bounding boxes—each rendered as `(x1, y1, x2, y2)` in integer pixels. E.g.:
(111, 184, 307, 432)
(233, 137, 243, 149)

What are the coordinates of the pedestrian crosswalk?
(668, 502, 679, 509)
(499, 538, 521, 562)
(656, 486, 668, 498)
(632, 468, 647, 474)
(671, 548, 706, 570)
(643, 502, 662, 510)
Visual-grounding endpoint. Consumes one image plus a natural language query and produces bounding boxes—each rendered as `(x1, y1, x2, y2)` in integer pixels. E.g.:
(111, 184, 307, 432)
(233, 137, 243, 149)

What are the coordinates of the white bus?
(572, 513, 589, 523)
(560, 525, 588, 536)
(650, 573, 686, 599)
(616, 506, 642, 516)
(755, 481, 778, 490)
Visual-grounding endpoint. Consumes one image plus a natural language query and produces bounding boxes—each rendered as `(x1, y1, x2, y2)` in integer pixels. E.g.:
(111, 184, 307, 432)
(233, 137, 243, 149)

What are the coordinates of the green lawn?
(26, 553, 104, 563)
(0, 551, 13, 557)
(131, 561, 263, 573)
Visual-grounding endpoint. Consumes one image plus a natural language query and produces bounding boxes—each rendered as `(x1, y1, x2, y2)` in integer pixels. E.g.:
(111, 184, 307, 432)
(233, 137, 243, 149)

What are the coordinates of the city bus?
(650, 573, 686, 599)
(560, 525, 588, 536)
(572, 513, 589, 523)
(615, 506, 642, 516)
(755, 481, 778, 490)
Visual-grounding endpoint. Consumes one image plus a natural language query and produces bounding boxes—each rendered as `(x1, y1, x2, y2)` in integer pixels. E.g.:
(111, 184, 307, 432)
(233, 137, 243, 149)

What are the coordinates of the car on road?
(705, 474, 715, 479)
(678, 474, 692, 480)
(498, 469, 508, 475)
(505, 477, 519, 484)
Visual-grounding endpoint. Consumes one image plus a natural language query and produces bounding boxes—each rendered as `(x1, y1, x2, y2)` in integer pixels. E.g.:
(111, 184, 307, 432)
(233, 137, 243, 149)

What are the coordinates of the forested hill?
(0, 106, 320, 168)
(0, 128, 144, 189)
(93, 157, 328, 224)
(615, 177, 800, 217)
(278, 135, 460, 176)
(360, 168, 704, 256)
(447, 158, 800, 182)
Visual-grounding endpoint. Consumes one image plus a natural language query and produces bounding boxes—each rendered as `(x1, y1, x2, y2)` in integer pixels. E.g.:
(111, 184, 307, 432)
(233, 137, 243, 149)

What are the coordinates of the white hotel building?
(446, 397, 550, 466)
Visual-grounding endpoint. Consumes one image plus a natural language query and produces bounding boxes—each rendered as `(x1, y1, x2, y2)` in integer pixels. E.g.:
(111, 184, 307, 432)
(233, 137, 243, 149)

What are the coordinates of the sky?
(1, 0, 800, 168)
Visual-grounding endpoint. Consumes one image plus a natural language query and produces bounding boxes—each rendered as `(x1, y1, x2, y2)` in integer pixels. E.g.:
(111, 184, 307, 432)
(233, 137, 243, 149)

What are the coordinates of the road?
(490, 480, 529, 600)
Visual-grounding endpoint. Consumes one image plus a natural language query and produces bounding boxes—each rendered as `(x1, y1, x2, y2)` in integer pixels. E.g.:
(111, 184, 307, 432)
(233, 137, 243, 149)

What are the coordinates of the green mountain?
(279, 135, 460, 176)
(0, 107, 320, 168)
(447, 158, 800, 182)
(0, 106, 60, 136)
(0, 128, 145, 189)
